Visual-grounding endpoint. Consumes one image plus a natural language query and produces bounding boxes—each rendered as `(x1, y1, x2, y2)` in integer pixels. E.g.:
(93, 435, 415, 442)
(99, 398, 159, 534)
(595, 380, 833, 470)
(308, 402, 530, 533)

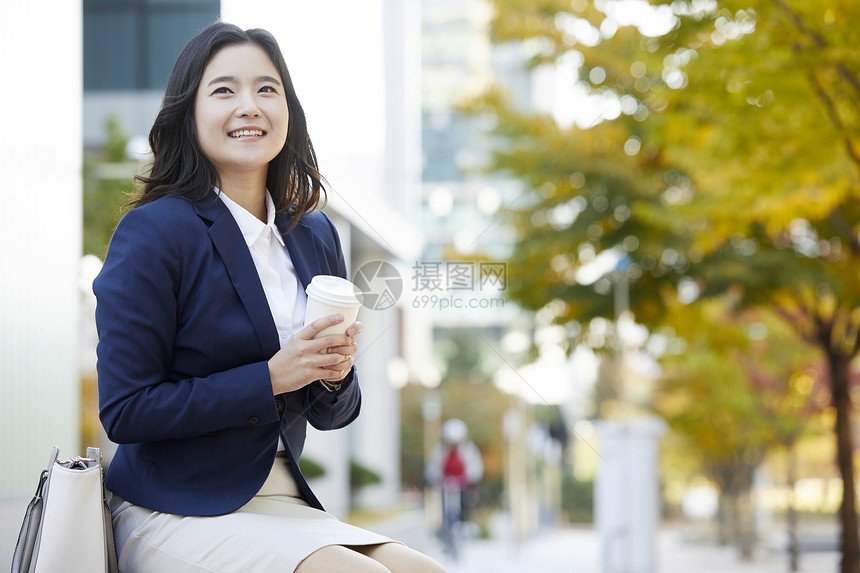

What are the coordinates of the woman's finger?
(345, 321, 364, 338)
(299, 314, 345, 339)
(320, 355, 353, 382)
(326, 341, 357, 356)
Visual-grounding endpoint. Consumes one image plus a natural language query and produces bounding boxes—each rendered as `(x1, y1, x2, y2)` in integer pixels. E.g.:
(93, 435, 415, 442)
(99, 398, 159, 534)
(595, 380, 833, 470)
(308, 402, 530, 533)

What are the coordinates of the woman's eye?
(259, 86, 278, 94)
(212, 87, 233, 95)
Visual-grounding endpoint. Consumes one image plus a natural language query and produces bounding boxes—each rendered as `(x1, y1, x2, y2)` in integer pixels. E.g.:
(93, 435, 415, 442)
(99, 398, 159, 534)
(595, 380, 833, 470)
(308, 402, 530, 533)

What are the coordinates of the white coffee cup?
(305, 275, 362, 338)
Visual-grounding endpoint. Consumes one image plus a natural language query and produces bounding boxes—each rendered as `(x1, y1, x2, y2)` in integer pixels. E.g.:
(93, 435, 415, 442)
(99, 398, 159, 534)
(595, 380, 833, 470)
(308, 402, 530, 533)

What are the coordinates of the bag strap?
(27, 447, 60, 572)
(10, 467, 49, 573)
(87, 447, 119, 573)
(45, 447, 60, 477)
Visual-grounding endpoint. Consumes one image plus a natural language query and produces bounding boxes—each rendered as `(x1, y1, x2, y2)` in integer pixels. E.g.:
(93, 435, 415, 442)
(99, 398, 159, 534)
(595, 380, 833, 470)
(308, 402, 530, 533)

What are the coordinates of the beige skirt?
(109, 454, 395, 573)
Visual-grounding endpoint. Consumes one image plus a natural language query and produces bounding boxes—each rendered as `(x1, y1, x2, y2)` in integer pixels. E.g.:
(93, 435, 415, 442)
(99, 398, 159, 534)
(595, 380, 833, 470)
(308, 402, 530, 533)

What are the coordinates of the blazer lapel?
(277, 213, 321, 290)
(194, 194, 280, 358)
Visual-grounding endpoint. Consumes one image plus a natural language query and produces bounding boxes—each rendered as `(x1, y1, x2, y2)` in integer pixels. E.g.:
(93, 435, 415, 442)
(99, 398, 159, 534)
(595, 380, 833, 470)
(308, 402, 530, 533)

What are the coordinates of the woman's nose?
(236, 92, 261, 117)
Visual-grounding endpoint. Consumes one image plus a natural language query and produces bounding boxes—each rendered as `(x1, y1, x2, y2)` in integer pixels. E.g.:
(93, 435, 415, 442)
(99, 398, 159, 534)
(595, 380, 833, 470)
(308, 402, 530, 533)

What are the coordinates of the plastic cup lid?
(306, 275, 361, 307)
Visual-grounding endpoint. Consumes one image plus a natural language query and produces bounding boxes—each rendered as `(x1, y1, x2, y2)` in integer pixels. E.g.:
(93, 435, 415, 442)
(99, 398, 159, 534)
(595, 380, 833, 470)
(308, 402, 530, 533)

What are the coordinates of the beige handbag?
(11, 446, 118, 573)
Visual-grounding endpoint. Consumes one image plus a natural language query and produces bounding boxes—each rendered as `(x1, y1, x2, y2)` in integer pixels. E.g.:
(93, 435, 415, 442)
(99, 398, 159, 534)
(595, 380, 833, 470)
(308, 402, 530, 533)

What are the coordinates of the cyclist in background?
(426, 419, 484, 559)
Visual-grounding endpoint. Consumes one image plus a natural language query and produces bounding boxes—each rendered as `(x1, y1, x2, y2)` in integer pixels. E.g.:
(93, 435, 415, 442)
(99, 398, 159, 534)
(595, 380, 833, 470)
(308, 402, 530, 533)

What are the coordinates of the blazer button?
(275, 398, 285, 414)
(248, 416, 260, 425)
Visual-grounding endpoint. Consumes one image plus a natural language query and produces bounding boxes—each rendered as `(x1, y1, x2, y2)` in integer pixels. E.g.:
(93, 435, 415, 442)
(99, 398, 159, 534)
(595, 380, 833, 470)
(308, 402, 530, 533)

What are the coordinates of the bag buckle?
(58, 456, 99, 470)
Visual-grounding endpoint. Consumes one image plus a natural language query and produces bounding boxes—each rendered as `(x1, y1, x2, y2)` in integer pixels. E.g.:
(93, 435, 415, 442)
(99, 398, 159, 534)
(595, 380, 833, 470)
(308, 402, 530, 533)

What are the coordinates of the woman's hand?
(268, 315, 363, 394)
(318, 320, 363, 383)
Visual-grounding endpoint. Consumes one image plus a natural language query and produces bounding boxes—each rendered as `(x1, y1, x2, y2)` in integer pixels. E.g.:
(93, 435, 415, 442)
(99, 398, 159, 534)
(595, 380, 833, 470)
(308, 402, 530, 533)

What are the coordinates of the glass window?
(84, 0, 219, 91)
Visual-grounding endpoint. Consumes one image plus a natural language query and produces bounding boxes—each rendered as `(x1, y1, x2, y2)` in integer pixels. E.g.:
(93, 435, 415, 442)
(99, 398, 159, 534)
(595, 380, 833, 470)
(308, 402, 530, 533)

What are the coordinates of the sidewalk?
(364, 510, 840, 573)
(433, 527, 838, 573)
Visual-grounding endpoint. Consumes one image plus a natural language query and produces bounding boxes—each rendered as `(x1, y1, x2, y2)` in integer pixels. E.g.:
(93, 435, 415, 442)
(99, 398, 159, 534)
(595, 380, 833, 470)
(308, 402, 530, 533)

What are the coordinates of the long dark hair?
(132, 22, 325, 226)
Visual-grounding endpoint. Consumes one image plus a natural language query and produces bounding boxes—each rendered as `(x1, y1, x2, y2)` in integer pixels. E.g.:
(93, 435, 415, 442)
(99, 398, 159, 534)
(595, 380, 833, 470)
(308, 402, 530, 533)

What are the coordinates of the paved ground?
(1, 495, 840, 572)
(426, 527, 840, 573)
(367, 513, 839, 573)
(364, 510, 840, 573)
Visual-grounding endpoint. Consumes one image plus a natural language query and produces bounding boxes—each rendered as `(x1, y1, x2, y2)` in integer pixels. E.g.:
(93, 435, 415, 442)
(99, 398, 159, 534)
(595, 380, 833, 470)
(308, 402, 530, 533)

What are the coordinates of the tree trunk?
(717, 491, 731, 546)
(787, 443, 799, 572)
(731, 467, 756, 562)
(736, 484, 755, 561)
(829, 351, 859, 573)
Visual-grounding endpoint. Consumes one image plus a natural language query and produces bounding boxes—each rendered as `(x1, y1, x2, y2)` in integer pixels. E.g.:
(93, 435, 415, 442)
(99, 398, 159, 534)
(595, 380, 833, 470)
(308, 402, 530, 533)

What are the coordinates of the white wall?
(0, 0, 83, 497)
(223, 1, 388, 206)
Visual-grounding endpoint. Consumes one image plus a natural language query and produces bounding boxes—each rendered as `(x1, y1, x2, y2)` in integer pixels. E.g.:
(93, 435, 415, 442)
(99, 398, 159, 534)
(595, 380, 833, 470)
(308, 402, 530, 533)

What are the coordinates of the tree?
(480, 1, 860, 569)
(83, 115, 134, 258)
(655, 298, 828, 558)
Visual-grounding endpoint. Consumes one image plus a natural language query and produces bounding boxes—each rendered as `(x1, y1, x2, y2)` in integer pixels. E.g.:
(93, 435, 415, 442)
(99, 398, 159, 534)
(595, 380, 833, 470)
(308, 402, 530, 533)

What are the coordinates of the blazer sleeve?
(303, 211, 362, 431)
(95, 207, 279, 444)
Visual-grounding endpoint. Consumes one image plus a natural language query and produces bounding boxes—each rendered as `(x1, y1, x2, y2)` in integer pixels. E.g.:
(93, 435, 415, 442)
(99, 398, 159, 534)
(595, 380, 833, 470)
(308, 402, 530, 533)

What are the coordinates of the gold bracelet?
(319, 379, 343, 392)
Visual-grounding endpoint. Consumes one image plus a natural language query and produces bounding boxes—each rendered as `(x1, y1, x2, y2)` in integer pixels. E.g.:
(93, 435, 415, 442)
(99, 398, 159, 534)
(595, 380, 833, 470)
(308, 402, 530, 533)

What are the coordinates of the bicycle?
(440, 476, 465, 561)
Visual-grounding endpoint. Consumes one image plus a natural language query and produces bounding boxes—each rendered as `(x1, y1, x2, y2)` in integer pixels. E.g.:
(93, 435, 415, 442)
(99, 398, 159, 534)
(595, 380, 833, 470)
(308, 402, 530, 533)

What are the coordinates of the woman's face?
(194, 43, 289, 182)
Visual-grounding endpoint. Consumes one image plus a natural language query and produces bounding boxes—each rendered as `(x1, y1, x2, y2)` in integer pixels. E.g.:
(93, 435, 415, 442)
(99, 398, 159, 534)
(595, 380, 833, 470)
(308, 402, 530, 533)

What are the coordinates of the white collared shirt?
(216, 189, 307, 348)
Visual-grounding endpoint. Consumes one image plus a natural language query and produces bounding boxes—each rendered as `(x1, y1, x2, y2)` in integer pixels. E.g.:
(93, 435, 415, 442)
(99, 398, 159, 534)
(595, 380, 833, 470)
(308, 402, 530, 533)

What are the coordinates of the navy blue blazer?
(94, 191, 361, 516)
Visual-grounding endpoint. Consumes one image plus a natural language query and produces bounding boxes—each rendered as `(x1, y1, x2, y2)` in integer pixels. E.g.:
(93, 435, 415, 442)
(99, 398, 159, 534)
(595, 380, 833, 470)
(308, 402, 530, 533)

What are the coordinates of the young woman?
(94, 22, 445, 573)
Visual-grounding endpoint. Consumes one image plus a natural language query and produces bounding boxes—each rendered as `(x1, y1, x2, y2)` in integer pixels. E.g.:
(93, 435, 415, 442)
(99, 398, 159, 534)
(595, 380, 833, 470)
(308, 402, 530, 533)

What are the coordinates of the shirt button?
(275, 398, 285, 413)
(248, 416, 260, 425)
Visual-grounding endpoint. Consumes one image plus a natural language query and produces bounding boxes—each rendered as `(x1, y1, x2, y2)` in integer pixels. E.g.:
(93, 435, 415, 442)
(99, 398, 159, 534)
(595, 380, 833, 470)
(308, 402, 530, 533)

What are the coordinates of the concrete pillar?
(504, 403, 532, 547)
(595, 417, 666, 573)
(0, 0, 83, 497)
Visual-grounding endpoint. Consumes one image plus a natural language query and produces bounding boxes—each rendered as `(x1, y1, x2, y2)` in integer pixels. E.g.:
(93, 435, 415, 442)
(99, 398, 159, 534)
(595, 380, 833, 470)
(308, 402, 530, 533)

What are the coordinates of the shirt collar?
(216, 188, 285, 247)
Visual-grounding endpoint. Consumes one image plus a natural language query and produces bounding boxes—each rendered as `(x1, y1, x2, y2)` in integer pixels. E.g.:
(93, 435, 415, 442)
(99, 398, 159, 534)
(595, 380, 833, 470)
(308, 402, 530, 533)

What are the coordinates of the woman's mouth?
(228, 129, 265, 138)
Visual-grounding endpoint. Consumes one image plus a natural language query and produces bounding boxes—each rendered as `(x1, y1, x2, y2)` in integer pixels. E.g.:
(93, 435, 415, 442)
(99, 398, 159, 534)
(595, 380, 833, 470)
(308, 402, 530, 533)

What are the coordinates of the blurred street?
(363, 509, 840, 573)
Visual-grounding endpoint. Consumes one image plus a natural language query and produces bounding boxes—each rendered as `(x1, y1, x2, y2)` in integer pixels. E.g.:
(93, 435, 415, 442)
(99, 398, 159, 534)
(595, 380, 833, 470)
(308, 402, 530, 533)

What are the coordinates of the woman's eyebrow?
(206, 75, 281, 86)
(207, 75, 235, 86)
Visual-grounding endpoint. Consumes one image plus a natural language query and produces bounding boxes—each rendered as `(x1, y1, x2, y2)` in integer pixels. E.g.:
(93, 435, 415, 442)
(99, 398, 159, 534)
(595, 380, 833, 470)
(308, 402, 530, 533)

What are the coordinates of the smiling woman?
(93, 21, 446, 573)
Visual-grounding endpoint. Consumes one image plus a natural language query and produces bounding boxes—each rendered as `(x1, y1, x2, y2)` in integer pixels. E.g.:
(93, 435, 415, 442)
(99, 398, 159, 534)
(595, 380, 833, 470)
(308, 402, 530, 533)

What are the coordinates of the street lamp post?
(422, 391, 443, 532)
